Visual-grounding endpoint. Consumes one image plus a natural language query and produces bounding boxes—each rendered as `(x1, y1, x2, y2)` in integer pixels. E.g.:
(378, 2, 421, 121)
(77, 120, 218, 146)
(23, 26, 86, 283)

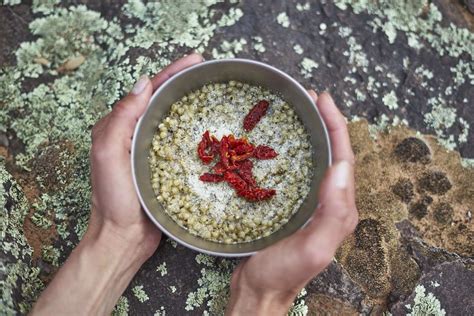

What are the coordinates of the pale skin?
(31, 53, 358, 315)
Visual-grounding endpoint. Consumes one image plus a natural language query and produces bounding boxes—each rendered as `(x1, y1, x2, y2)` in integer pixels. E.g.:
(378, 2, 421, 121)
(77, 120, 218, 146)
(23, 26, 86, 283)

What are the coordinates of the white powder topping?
(150, 82, 313, 242)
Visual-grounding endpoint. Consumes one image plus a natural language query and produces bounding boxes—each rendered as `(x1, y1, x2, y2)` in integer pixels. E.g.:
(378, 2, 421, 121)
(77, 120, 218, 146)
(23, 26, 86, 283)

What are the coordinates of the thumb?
(107, 75, 153, 142)
(306, 160, 358, 246)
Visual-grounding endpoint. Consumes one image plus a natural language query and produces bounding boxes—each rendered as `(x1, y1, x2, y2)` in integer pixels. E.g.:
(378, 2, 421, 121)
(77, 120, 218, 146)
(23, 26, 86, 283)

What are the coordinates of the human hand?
(227, 91, 358, 315)
(31, 53, 204, 316)
(87, 53, 204, 258)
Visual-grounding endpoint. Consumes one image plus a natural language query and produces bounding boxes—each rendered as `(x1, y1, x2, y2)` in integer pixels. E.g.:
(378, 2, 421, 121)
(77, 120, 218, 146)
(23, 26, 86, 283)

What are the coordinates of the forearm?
(31, 221, 151, 315)
(226, 286, 295, 316)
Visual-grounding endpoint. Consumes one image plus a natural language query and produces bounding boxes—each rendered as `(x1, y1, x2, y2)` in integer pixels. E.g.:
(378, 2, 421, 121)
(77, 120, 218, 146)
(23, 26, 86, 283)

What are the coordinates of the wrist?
(227, 283, 295, 316)
(86, 210, 160, 263)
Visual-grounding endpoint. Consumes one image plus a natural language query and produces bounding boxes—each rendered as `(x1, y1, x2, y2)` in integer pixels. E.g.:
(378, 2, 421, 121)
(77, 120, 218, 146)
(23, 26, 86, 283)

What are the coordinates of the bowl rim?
(131, 58, 332, 257)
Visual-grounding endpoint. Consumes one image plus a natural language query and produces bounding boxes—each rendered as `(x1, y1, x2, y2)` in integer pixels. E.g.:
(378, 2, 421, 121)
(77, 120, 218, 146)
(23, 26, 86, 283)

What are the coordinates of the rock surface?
(0, 0, 473, 315)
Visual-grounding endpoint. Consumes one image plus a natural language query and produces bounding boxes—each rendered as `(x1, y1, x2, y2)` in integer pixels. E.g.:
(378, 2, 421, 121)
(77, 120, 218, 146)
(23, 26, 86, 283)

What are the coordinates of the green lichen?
(300, 57, 319, 79)
(382, 91, 398, 110)
(252, 36, 266, 53)
(334, 0, 473, 59)
(296, 3, 310, 11)
(132, 285, 149, 303)
(113, 296, 130, 316)
(406, 285, 445, 316)
(185, 254, 236, 314)
(288, 288, 309, 316)
(212, 38, 247, 59)
(424, 97, 457, 151)
(0, 165, 44, 314)
(293, 44, 304, 55)
(41, 245, 60, 267)
(156, 262, 168, 276)
(154, 305, 166, 316)
(277, 12, 290, 28)
(461, 158, 474, 169)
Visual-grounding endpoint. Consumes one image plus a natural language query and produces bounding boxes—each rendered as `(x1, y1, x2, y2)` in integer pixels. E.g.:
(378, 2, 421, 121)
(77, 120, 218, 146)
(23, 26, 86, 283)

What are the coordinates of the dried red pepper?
(254, 145, 278, 160)
(224, 171, 248, 191)
(197, 131, 219, 164)
(200, 173, 224, 182)
(198, 130, 278, 202)
(243, 100, 270, 131)
(236, 160, 256, 187)
(237, 188, 276, 201)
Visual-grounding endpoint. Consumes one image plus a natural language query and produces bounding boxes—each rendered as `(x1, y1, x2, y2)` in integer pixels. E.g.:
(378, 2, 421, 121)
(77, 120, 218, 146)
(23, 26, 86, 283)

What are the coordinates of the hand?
(87, 53, 204, 256)
(31, 53, 204, 315)
(227, 91, 358, 315)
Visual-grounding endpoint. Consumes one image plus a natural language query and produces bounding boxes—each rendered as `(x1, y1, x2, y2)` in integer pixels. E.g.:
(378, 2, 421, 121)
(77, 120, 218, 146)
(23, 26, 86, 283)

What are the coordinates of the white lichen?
(382, 91, 398, 110)
(132, 285, 150, 303)
(407, 285, 446, 316)
(277, 12, 290, 28)
(300, 57, 319, 79)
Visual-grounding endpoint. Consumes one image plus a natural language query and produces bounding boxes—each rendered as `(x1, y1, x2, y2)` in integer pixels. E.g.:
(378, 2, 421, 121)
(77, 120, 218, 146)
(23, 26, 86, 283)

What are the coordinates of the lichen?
(0, 165, 44, 313)
(296, 3, 310, 11)
(293, 44, 304, 55)
(277, 12, 290, 28)
(156, 262, 168, 276)
(132, 285, 149, 303)
(288, 288, 309, 316)
(252, 36, 266, 53)
(185, 255, 236, 314)
(406, 285, 446, 316)
(335, 0, 473, 59)
(41, 244, 60, 267)
(212, 38, 247, 59)
(112, 296, 130, 316)
(300, 57, 319, 79)
(382, 91, 398, 110)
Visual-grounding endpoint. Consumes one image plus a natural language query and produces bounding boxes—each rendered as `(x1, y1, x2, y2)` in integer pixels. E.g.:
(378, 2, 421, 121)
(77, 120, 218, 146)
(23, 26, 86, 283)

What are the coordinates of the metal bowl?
(132, 58, 331, 257)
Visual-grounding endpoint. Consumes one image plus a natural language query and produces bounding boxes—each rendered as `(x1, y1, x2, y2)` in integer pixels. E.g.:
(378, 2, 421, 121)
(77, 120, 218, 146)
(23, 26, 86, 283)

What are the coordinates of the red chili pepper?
(254, 145, 278, 159)
(224, 171, 248, 191)
(243, 100, 270, 131)
(212, 161, 226, 175)
(197, 131, 215, 164)
(237, 188, 276, 201)
(237, 171, 256, 187)
(199, 173, 224, 182)
(197, 131, 278, 202)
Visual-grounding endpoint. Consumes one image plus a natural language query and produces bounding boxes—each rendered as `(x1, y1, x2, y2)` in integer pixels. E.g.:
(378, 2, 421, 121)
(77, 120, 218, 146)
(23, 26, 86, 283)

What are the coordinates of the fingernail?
(131, 75, 149, 95)
(333, 161, 351, 189)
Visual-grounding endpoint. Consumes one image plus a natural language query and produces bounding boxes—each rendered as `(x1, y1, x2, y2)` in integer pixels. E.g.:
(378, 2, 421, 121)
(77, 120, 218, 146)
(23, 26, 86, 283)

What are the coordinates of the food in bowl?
(149, 80, 313, 244)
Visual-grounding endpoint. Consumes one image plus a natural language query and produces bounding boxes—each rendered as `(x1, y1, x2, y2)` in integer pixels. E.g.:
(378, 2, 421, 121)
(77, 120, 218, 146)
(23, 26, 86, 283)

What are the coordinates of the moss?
(417, 171, 452, 195)
(432, 202, 453, 225)
(394, 137, 431, 164)
(391, 178, 414, 204)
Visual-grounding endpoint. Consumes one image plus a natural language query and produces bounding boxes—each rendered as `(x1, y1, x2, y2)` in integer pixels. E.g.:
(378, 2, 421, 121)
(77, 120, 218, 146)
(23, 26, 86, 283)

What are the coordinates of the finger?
(102, 75, 153, 150)
(315, 92, 354, 164)
(303, 161, 358, 263)
(308, 89, 318, 102)
(151, 53, 204, 89)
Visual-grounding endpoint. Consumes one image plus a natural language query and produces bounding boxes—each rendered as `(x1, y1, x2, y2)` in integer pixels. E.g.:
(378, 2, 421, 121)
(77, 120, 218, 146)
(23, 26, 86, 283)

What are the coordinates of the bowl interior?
(132, 59, 331, 256)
